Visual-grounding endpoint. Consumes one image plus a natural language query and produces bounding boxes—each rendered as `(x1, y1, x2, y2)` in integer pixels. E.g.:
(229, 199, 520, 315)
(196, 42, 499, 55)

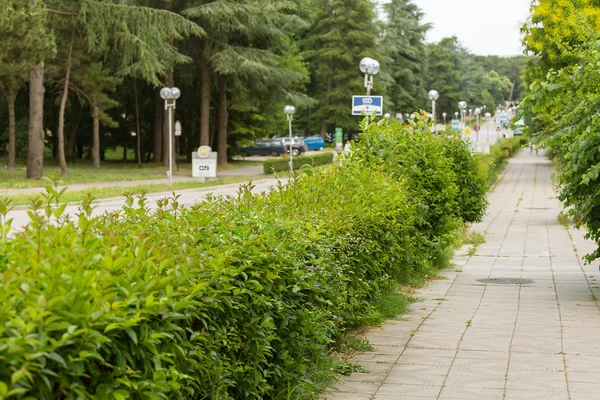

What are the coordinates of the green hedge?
(0, 120, 488, 399)
(263, 152, 334, 174)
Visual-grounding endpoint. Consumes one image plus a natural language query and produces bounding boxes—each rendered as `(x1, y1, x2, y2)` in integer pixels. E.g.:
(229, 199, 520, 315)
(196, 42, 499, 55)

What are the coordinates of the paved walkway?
(327, 150, 600, 400)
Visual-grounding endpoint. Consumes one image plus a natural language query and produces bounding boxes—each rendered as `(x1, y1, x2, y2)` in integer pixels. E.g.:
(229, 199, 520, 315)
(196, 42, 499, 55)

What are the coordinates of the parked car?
(278, 137, 306, 156)
(303, 135, 326, 151)
(242, 140, 287, 157)
(513, 127, 524, 135)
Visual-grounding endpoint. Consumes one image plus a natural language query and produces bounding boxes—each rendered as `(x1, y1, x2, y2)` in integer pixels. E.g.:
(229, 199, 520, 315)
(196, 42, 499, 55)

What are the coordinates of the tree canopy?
(0, 0, 528, 174)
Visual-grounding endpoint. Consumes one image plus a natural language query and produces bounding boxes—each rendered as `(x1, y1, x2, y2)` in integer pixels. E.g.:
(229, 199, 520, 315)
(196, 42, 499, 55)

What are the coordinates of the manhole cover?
(476, 278, 534, 285)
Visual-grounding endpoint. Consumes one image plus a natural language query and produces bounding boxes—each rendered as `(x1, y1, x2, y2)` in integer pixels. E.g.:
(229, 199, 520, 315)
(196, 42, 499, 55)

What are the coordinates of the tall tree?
(184, 0, 307, 164)
(24, 0, 203, 177)
(0, 0, 55, 177)
(302, 0, 379, 136)
(381, 0, 431, 115)
(425, 37, 462, 117)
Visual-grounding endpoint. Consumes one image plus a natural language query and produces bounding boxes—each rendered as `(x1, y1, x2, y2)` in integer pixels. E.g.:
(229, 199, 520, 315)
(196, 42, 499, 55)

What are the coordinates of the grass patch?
(433, 247, 455, 270)
(3, 175, 266, 206)
(0, 159, 264, 189)
(558, 211, 571, 226)
(373, 288, 412, 322)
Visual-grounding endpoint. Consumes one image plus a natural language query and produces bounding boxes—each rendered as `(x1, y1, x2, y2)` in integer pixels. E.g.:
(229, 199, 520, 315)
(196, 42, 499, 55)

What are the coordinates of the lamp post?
(359, 57, 380, 96)
(484, 112, 491, 142)
(160, 86, 181, 188)
(458, 101, 467, 130)
(428, 90, 439, 127)
(475, 107, 481, 147)
(284, 105, 296, 175)
(442, 112, 447, 126)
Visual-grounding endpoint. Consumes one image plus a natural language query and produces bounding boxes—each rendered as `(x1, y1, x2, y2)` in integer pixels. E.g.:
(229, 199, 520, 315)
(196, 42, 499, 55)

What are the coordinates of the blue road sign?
(352, 96, 383, 116)
(451, 119, 460, 130)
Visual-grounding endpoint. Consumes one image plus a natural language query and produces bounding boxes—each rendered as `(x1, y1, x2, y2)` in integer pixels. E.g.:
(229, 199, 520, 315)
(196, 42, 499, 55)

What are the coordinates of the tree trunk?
(92, 101, 101, 168)
(7, 90, 16, 169)
(153, 88, 163, 162)
(210, 107, 218, 149)
(200, 60, 210, 146)
(27, 61, 45, 179)
(56, 34, 75, 176)
(320, 77, 333, 139)
(66, 101, 82, 162)
(134, 80, 142, 166)
(162, 69, 174, 167)
(508, 80, 516, 103)
(217, 76, 228, 166)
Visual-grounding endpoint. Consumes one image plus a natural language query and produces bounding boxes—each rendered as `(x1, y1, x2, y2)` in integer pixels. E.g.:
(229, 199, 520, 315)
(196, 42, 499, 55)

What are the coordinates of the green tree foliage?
(522, 42, 600, 261)
(301, 0, 379, 136)
(381, 0, 431, 114)
(0, 0, 528, 169)
(425, 37, 463, 117)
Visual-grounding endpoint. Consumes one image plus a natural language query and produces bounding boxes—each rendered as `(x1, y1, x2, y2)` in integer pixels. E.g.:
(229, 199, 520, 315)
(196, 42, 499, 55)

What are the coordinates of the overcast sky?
(378, 0, 532, 57)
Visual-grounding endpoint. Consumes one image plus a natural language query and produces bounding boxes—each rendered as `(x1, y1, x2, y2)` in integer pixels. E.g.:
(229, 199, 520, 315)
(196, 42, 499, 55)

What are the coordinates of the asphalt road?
(5, 177, 284, 234)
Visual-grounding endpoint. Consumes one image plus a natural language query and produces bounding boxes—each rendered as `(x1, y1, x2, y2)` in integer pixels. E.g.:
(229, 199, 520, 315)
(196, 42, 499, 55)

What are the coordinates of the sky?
(378, 0, 532, 57)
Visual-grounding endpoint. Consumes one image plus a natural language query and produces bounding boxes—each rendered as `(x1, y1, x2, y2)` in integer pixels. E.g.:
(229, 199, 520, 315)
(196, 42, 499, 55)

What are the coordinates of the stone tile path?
(327, 150, 600, 400)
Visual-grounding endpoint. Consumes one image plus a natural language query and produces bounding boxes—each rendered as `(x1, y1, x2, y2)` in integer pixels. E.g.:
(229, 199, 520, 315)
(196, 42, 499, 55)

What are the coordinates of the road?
(464, 115, 508, 149)
(4, 177, 284, 234)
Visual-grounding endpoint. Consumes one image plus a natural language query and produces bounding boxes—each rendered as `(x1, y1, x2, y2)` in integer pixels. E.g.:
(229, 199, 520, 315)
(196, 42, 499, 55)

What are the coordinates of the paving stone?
(326, 152, 600, 398)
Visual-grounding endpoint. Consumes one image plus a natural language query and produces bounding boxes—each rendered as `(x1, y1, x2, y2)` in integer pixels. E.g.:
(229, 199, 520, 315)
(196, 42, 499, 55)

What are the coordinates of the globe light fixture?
(359, 57, 380, 96)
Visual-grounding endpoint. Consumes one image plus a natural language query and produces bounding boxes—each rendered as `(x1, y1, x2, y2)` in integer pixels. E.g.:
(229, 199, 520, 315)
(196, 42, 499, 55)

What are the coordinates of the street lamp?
(484, 112, 491, 142)
(428, 90, 439, 126)
(458, 101, 467, 130)
(160, 86, 181, 188)
(283, 105, 296, 175)
(384, 113, 391, 119)
(442, 112, 447, 126)
(359, 57, 380, 96)
(475, 107, 481, 147)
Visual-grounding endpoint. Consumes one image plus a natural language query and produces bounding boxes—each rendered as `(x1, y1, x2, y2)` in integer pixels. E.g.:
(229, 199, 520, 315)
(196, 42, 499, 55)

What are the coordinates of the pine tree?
(184, 0, 307, 164)
(22, 0, 203, 176)
(381, 0, 430, 115)
(425, 37, 463, 117)
(302, 0, 379, 136)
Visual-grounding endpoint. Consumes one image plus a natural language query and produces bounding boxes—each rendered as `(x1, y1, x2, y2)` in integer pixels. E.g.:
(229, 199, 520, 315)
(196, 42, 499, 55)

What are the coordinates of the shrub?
(263, 152, 334, 174)
(440, 132, 488, 223)
(0, 117, 490, 398)
(0, 164, 421, 399)
(351, 117, 462, 255)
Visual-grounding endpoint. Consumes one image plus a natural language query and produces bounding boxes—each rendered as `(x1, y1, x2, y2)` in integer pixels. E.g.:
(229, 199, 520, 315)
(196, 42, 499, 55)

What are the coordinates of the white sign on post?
(192, 146, 217, 181)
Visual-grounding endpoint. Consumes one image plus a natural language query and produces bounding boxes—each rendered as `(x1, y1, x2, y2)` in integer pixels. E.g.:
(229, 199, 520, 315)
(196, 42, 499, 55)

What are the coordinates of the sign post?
(451, 119, 460, 131)
(335, 127, 343, 153)
(351, 96, 383, 117)
(192, 146, 217, 182)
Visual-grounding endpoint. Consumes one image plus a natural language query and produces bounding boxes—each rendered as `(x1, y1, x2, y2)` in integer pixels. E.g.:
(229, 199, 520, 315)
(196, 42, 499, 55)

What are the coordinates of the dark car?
(242, 140, 287, 157)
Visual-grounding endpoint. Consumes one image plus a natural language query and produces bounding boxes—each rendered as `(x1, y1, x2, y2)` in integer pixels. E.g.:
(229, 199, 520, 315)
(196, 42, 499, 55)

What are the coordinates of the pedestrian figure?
(343, 140, 351, 154)
(529, 142, 533, 154)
